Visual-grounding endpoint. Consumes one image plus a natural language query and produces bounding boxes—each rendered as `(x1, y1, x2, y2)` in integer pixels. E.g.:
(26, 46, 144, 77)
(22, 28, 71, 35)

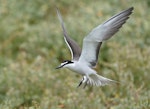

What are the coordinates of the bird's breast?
(67, 62, 93, 75)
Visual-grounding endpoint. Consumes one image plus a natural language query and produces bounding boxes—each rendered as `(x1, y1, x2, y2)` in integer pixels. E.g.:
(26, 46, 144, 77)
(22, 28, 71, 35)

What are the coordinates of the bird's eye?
(63, 60, 73, 64)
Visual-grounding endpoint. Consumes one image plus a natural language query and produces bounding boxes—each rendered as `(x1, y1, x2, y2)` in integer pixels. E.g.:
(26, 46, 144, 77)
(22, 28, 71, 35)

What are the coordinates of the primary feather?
(56, 8, 81, 61)
(79, 7, 134, 67)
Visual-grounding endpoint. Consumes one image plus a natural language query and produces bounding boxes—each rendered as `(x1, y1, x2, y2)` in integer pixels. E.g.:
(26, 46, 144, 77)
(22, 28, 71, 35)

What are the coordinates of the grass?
(0, 0, 149, 109)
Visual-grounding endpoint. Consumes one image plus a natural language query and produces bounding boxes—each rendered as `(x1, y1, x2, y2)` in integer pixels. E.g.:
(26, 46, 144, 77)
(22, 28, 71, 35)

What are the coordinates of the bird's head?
(56, 60, 74, 69)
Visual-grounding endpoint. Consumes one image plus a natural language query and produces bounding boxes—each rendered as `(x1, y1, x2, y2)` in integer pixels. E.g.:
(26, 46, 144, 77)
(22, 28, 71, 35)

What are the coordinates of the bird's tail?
(87, 73, 117, 86)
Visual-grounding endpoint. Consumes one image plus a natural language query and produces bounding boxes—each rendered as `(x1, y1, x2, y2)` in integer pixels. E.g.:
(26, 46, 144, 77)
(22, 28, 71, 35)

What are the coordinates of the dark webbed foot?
(77, 79, 83, 88)
(83, 81, 87, 88)
(77, 76, 88, 88)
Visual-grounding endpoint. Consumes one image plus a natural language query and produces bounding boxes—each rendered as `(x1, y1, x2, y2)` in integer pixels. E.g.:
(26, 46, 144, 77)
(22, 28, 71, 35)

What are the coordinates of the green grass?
(0, 0, 150, 109)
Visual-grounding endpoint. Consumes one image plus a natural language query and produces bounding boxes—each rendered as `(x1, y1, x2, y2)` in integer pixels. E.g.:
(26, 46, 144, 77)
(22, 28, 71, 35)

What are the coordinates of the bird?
(56, 7, 134, 88)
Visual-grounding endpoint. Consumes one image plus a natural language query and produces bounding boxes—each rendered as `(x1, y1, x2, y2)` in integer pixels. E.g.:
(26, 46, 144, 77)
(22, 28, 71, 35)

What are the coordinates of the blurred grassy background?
(0, 0, 149, 109)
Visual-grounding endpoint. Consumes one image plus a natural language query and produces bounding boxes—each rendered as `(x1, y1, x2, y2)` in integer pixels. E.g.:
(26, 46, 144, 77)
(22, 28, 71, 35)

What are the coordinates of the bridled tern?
(56, 7, 134, 88)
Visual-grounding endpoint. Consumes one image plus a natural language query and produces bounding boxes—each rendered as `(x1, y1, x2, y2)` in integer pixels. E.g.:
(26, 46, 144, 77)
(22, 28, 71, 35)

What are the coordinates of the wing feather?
(56, 8, 81, 61)
(79, 7, 134, 67)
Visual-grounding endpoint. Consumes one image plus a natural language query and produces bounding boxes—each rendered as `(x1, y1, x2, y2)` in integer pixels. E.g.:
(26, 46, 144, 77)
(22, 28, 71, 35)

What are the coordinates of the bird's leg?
(77, 76, 88, 88)
(77, 77, 84, 88)
(77, 80, 83, 88)
(83, 78, 89, 88)
(83, 81, 87, 88)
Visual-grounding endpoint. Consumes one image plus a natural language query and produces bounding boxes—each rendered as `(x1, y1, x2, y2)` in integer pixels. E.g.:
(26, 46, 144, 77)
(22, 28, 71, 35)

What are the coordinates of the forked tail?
(87, 73, 117, 86)
(77, 73, 117, 88)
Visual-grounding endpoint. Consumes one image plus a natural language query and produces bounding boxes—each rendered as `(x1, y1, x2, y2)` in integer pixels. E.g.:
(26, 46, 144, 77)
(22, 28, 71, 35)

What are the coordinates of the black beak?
(55, 65, 63, 69)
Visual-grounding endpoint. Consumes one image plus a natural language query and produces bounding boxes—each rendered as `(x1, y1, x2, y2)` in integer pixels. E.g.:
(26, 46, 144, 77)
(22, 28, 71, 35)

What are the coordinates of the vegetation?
(0, 0, 149, 108)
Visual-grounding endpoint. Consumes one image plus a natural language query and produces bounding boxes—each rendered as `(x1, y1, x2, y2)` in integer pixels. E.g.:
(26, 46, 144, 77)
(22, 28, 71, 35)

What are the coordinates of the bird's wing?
(56, 8, 81, 61)
(79, 7, 134, 67)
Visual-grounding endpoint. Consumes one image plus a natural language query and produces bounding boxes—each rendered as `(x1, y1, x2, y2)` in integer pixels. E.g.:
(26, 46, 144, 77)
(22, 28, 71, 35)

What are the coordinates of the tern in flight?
(56, 7, 134, 88)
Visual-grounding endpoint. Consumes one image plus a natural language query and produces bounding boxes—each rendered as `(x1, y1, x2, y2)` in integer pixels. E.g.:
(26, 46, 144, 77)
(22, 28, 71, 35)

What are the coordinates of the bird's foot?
(77, 76, 89, 88)
(77, 80, 83, 88)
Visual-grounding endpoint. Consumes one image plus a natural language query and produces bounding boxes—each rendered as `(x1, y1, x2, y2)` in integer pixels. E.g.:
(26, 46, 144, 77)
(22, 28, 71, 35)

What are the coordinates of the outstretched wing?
(79, 7, 134, 67)
(56, 8, 81, 61)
